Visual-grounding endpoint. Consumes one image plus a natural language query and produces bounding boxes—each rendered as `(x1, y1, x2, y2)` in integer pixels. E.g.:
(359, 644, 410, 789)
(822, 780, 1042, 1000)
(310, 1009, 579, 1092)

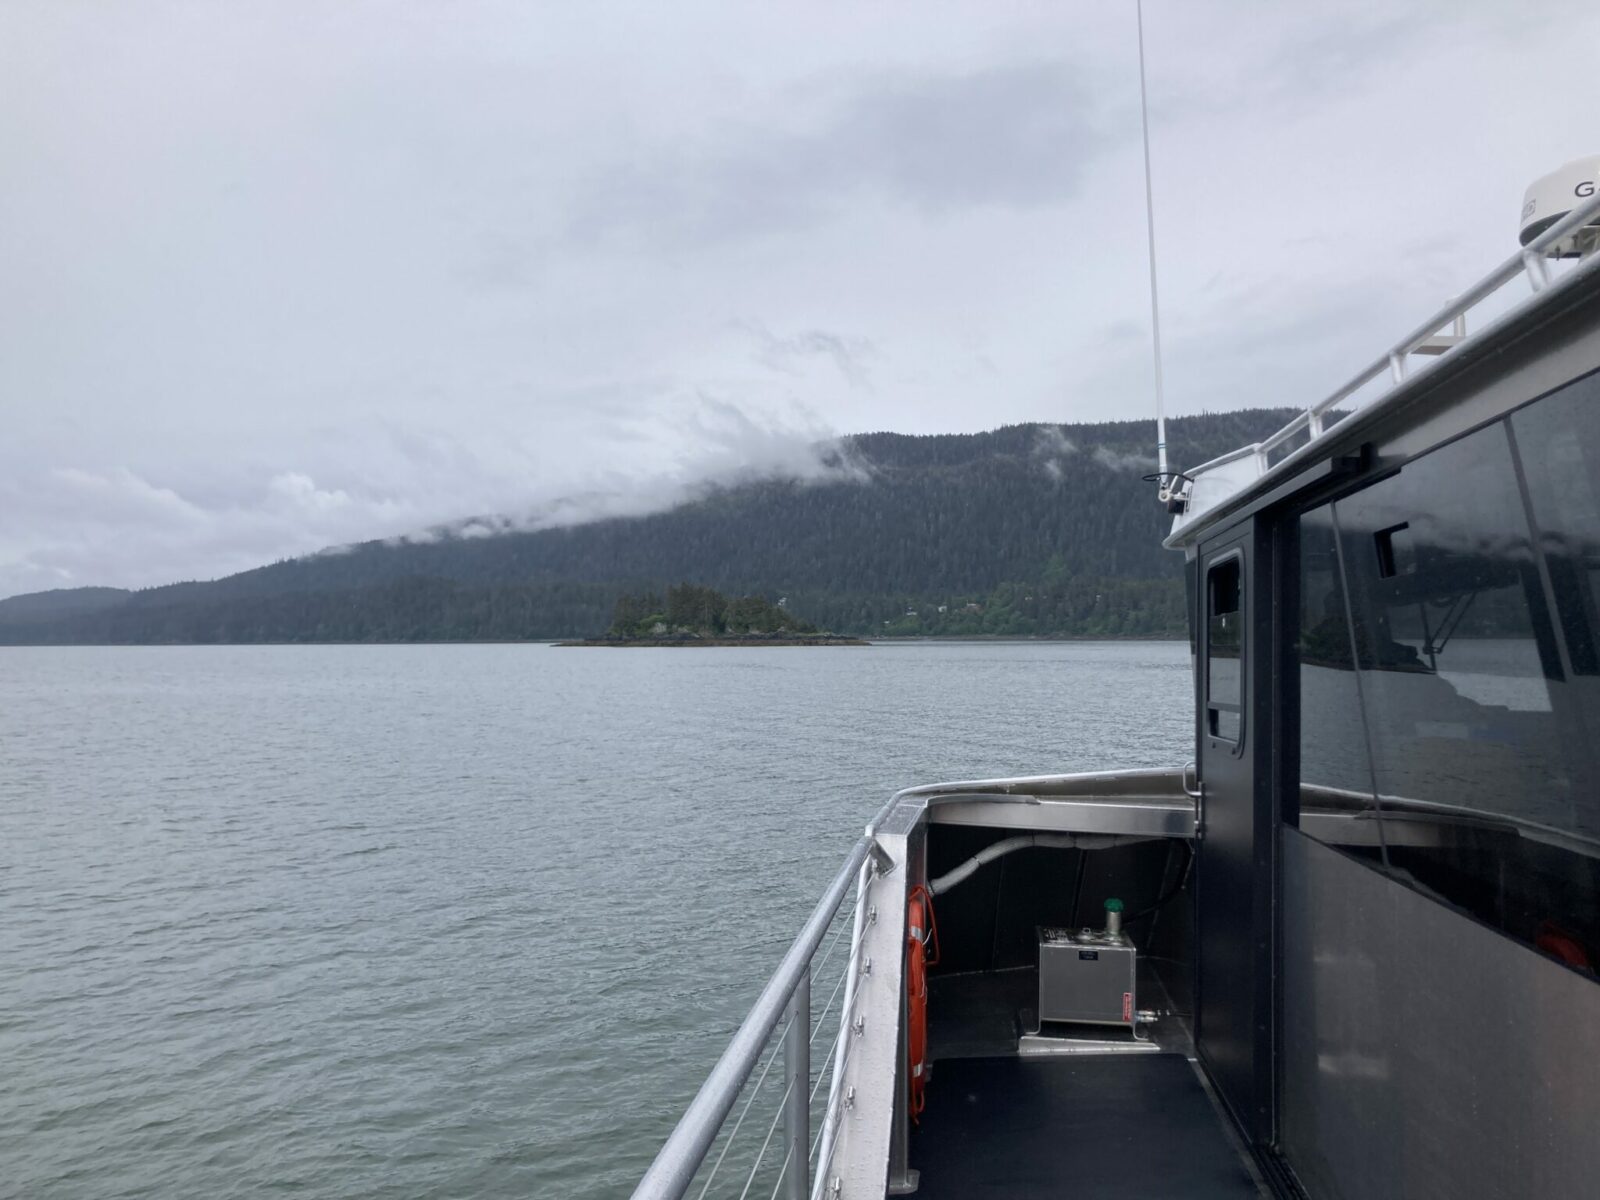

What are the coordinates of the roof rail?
(1167, 188, 1600, 538)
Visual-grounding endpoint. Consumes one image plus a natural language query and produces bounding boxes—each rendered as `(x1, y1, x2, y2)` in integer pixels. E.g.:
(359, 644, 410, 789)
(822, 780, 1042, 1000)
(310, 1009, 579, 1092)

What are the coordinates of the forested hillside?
(0, 410, 1295, 643)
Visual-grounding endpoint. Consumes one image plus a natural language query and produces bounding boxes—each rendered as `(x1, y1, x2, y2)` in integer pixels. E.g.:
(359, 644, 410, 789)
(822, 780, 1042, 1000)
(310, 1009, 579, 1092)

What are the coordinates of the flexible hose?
(926, 833, 1155, 897)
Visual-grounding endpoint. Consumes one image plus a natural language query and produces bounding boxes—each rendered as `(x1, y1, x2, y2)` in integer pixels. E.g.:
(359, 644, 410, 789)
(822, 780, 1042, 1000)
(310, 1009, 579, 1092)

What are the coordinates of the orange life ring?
(906, 884, 939, 1120)
(1536, 921, 1592, 971)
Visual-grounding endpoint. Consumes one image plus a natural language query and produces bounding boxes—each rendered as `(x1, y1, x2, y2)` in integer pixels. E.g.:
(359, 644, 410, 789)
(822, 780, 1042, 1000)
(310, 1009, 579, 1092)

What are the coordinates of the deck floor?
(907, 1054, 1264, 1199)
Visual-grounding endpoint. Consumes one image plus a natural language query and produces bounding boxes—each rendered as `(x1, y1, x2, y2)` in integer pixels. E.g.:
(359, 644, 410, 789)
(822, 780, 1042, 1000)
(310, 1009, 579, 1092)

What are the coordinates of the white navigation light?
(1520, 155, 1600, 257)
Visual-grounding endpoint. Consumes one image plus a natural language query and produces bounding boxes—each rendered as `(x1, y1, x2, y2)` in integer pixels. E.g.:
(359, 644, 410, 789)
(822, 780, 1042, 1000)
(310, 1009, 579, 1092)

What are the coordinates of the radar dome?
(1520, 155, 1600, 257)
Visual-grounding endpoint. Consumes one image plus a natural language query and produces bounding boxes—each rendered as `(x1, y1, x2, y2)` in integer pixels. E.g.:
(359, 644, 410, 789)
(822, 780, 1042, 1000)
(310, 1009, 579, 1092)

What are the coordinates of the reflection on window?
(1338, 422, 1563, 825)
(1297, 507, 1376, 801)
(1207, 558, 1242, 743)
(1293, 377, 1600, 977)
(1512, 376, 1600, 846)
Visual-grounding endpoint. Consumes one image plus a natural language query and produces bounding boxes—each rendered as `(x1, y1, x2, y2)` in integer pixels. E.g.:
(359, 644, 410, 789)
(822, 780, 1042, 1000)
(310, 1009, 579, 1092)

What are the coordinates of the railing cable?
(810, 910, 874, 1193)
(736, 1078, 796, 1200)
(693, 886, 858, 1199)
(766, 1147, 796, 1200)
(809, 946, 853, 1046)
(632, 834, 875, 1200)
(811, 1016, 847, 1108)
(694, 1011, 796, 1200)
(803, 902, 856, 1025)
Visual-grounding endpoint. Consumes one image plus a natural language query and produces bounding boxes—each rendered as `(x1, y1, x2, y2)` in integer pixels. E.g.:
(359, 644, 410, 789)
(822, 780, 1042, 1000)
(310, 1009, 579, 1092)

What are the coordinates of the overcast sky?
(3, 1, 1598, 598)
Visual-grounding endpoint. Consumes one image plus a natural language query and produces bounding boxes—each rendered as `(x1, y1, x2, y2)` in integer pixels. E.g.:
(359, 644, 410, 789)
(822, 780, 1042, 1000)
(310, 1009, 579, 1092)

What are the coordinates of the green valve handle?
(1105, 897, 1124, 936)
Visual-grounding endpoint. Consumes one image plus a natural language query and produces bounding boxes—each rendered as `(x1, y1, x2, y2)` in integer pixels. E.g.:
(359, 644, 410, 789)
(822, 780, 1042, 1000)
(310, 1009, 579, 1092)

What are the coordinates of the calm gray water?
(0, 641, 1190, 1199)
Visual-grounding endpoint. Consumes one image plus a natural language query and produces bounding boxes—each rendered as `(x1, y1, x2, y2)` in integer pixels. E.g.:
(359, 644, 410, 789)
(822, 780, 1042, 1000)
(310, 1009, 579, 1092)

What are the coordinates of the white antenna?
(1136, 0, 1170, 497)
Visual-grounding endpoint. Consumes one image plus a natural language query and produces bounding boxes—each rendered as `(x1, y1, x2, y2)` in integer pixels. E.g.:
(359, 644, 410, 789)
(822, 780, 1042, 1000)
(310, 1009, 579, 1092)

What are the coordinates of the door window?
(1207, 557, 1244, 745)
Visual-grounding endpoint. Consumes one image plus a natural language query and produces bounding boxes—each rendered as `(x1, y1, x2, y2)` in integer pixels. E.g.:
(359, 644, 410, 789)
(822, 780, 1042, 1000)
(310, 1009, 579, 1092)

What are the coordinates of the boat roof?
(1166, 191, 1600, 551)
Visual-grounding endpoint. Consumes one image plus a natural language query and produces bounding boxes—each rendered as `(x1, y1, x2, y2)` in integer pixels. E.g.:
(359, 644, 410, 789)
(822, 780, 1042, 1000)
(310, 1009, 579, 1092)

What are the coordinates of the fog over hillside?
(0, 410, 1292, 644)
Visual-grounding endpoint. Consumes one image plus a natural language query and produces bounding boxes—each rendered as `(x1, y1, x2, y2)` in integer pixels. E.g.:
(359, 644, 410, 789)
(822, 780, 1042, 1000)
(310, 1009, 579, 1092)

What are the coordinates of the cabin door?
(1195, 529, 1270, 1142)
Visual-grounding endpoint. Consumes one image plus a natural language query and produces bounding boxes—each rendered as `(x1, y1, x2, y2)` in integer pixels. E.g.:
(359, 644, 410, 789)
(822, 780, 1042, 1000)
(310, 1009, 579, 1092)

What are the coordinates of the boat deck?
(906, 1053, 1265, 1199)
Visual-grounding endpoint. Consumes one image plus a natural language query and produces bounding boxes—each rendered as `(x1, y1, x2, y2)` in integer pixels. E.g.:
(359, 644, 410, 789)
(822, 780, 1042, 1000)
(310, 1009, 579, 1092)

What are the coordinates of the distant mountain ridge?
(0, 410, 1296, 644)
(0, 586, 131, 624)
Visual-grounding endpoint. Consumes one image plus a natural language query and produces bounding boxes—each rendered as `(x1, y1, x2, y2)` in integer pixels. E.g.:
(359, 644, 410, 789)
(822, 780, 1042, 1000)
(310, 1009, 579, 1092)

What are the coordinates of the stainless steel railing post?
(783, 967, 810, 1200)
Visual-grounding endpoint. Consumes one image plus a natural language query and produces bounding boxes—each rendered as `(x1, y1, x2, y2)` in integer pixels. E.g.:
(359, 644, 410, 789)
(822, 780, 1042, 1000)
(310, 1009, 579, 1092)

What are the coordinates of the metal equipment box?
(1038, 927, 1136, 1027)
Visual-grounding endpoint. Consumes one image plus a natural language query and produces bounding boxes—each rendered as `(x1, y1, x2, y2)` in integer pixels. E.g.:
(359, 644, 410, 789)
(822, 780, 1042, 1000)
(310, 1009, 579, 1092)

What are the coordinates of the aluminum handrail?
(632, 794, 900, 1200)
(631, 840, 866, 1200)
(1174, 189, 1600, 515)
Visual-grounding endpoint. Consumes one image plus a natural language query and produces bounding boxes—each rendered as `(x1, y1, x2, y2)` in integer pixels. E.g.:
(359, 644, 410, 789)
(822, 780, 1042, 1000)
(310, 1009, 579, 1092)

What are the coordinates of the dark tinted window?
(1297, 506, 1378, 803)
(1337, 423, 1569, 829)
(1207, 557, 1242, 743)
(1511, 376, 1600, 841)
(1293, 376, 1600, 972)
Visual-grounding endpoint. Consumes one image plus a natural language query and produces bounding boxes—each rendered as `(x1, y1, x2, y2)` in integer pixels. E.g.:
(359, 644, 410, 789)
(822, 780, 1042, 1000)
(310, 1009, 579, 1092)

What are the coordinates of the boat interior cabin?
(877, 219, 1600, 1199)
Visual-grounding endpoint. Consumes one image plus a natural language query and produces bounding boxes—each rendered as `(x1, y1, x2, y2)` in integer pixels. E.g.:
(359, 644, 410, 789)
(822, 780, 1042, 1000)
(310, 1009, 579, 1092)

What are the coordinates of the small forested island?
(561, 584, 867, 646)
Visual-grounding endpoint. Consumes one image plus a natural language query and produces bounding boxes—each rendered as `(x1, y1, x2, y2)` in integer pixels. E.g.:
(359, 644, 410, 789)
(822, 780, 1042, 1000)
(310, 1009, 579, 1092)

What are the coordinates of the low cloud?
(0, 398, 865, 598)
(1032, 425, 1078, 481)
(1028, 426, 1153, 479)
(1092, 446, 1159, 473)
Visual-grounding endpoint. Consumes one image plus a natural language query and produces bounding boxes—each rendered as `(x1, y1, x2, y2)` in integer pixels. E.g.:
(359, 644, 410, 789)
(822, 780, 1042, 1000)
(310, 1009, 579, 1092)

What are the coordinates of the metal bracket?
(886, 1169, 921, 1195)
(1523, 248, 1552, 292)
(866, 840, 895, 876)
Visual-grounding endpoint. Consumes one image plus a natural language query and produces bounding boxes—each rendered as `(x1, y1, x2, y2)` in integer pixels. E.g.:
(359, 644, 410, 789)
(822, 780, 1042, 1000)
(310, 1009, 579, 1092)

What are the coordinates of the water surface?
(0, 641, 1190, 1199)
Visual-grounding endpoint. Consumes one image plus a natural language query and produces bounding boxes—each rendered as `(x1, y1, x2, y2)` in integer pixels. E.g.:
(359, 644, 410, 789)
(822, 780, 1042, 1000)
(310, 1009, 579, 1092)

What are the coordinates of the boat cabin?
(1158, 244, 1600, 1199)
